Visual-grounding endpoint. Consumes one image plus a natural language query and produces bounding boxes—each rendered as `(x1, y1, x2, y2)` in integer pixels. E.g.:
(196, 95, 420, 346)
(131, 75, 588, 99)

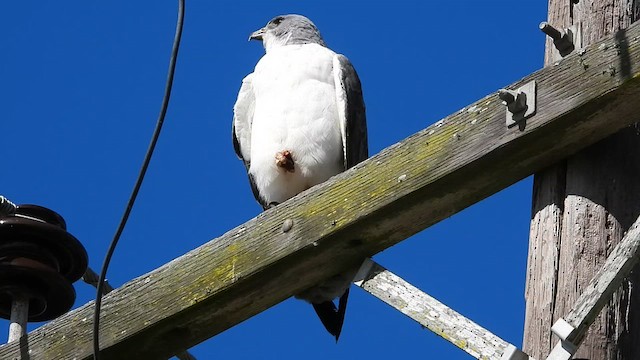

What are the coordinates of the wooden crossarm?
(354, 259, 534, 360)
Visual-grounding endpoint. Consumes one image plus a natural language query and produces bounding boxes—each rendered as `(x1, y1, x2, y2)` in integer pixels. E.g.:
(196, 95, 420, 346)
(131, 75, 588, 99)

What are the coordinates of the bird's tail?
(311, 288, 350, 342)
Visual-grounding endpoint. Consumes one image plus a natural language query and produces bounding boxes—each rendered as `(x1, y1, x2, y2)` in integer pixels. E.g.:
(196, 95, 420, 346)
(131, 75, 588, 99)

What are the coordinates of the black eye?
(271, 17, 284, 26)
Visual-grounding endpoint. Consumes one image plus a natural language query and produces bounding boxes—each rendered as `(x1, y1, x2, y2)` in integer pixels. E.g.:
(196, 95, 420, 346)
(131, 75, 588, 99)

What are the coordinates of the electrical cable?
(93, 0, 185, 358)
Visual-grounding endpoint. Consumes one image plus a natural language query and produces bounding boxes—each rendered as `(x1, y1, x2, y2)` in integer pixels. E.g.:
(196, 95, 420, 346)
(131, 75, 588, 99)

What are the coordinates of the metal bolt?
(539, 22, 563, 41)
(540, 21, 574, 56)
(499, 80, 537, 128)
(498, 89, 516, 104)
(498, 89, 527, 114)
(282, 218, 293, 233)
(7, 295, 29, 343)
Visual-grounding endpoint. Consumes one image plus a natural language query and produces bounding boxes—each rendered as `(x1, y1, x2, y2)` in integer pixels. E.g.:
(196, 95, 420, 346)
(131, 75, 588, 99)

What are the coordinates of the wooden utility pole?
(524, 1, 640, 359)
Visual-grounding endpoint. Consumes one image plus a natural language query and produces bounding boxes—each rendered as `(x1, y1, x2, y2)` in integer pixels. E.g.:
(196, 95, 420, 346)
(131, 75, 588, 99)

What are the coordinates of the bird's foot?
(275, 150, 295, 172)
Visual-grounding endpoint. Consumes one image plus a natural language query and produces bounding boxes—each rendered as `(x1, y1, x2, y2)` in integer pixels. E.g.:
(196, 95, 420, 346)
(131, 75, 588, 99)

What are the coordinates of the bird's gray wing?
(312, 54, 366, 341)
(233, 73, 269, 209)
(333, 54, 368, 170)
(233, 73, 255, 169)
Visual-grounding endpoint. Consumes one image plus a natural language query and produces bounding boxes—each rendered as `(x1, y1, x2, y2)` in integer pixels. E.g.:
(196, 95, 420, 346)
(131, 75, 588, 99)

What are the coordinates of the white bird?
(232, 14, 368, 340)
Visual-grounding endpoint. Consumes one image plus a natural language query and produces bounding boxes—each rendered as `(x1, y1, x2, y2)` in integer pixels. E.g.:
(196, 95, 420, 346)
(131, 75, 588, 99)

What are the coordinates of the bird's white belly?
(248, 44, 344, 205)
(249, 105, 343, 204)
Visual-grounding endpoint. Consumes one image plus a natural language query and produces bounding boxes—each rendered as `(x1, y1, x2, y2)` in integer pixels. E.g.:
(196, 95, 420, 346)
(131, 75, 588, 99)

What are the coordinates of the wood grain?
(562, 214, 640, 345)
(354, 259, 532, 360)
(525, 1, 640, 359)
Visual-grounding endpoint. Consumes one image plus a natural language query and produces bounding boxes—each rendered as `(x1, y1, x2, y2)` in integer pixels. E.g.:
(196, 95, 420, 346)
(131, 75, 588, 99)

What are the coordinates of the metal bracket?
(545, 318, 578, 360)
(540, 22, 574, 57)
(500, 344, 534, 360)
(546, 340, 578, 360)
(540, 21, 582, 62)
(551, 318, 575, 341)
(498, 80, 536, 128)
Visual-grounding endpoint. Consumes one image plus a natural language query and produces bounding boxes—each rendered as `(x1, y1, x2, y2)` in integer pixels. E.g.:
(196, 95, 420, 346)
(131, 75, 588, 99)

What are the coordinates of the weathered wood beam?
(354, 259, 533, 360)
(545, 214, 640, 360)
(80, 268, 197, 360)
(4, 20, 640, 360)
(525, 2, 640, 359)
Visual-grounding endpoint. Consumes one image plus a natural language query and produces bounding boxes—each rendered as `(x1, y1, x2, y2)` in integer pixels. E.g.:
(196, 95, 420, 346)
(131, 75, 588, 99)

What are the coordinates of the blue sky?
(1, 1, 547, 359)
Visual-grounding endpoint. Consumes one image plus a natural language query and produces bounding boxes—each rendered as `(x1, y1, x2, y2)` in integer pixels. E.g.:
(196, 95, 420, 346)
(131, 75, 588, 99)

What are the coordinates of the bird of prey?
(232, 14, 367, 341)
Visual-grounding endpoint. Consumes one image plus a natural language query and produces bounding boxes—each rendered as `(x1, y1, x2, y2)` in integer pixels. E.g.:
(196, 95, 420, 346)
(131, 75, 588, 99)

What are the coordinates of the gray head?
(249, 15, 326, 51)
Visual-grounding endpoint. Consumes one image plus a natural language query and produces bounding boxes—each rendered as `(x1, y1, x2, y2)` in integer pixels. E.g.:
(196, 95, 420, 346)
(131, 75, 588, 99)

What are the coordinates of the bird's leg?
(275, 150, 295, 172)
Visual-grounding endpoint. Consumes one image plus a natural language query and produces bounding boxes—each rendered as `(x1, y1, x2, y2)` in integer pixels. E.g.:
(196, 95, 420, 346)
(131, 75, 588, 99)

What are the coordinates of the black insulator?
(0, 205, 87, 322)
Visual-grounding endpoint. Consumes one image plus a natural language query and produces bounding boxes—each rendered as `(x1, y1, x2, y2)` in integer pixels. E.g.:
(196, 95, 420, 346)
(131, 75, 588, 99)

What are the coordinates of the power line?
(92, 1, 186, 358)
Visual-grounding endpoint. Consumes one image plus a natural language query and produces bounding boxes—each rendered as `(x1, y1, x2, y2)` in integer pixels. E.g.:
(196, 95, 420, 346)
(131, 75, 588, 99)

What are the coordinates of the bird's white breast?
(249, 44, 344, 205)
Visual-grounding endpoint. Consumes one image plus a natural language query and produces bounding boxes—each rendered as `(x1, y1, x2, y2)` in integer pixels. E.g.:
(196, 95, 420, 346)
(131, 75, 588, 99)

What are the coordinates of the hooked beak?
(249, 27, 265, 41)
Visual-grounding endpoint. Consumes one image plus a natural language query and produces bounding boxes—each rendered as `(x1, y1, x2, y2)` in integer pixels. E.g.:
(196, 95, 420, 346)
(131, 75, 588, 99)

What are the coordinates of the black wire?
(93, 0, 185, 358)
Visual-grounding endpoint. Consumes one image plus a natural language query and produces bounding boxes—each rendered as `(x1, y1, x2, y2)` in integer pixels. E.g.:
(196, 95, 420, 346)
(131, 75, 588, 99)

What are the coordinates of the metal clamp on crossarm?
(498, 80, 536, 128)
(501, 344, 534, 360)
(546, 318, 578, 360)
